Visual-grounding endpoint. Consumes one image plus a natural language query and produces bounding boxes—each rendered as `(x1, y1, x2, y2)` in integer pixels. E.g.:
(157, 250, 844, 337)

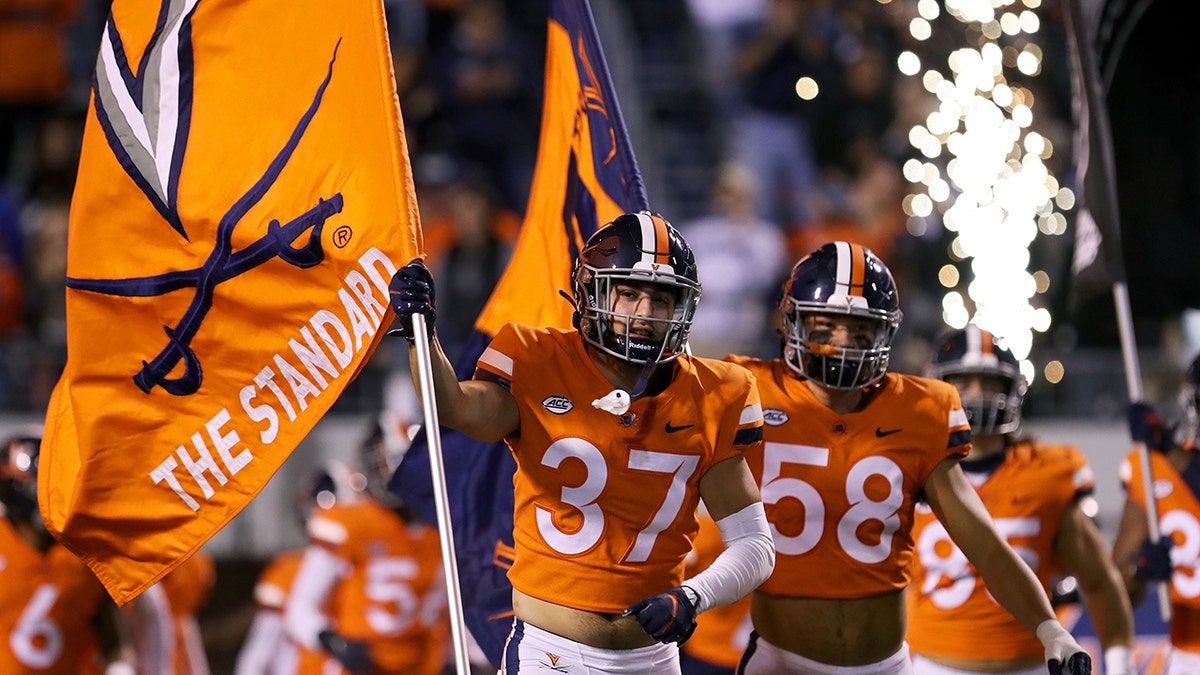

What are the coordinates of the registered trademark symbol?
(333, 225, 353, 248)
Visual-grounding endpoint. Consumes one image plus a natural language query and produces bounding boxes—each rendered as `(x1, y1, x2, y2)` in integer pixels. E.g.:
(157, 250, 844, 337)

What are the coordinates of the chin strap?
(630, 361, 654, 398)
(558, 289, 582, 329)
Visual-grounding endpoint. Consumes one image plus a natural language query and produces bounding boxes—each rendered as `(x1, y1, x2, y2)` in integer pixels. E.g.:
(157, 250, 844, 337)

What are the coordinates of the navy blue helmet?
(930, 325, 1027, 434)
(781, 241, 901, 389)
(571, 211, 702, 366)
(0, 436, 41, 527)
(360, 412, 415, 509)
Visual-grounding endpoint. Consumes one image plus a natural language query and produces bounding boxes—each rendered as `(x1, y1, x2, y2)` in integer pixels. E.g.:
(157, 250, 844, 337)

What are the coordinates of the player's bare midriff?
(512, 588, 659, 649)
(751, 588, 906, 665)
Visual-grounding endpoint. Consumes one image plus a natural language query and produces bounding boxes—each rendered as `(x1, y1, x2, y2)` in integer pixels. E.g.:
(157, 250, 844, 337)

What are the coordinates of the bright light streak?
(893, 0, 1070, 385)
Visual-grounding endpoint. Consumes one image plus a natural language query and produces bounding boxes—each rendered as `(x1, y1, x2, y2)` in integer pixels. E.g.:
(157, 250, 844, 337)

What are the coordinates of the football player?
(388, 211, 775, 673)
(283, 418, 450, 675)
(0, 434, 174, 675)
(236, 467, 347, 675)
(1113, 352, 1200, 675)
(724, 242, 1091, 675)
(906, 325, 1133, 675)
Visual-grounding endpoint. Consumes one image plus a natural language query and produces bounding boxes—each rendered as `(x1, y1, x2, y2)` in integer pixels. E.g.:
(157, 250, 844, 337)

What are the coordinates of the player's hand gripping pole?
(410, 312, 472, 675)
(1115, 282, 1171, 621)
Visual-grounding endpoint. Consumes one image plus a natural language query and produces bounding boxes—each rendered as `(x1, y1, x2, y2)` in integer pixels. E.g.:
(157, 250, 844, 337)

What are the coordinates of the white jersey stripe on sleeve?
(740, 403, 764, 425)
(306, 515, 348, 546)
(479, 347, 514, 378)
(948, 408, 969, 428)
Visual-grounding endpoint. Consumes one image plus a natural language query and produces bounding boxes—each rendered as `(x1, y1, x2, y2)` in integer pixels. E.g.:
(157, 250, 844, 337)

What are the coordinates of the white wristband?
(1036, 619, 1085, 667)
(105, 662, 136, 675)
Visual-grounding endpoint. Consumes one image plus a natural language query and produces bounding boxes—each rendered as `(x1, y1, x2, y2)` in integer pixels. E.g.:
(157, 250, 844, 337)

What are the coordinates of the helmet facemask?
(926, 333, 1032, 429)
(945, 370, 1025, 435)
(575, 263, 701, 367)
(782, 298, 899, 390)
(1180, 379, 1199, 450)
(360, 412, 416, 510)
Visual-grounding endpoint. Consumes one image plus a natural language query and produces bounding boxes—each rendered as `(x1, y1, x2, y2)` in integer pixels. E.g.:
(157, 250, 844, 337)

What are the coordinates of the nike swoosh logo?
(875, 427, 902, 437)
(665, 422, 695, 433)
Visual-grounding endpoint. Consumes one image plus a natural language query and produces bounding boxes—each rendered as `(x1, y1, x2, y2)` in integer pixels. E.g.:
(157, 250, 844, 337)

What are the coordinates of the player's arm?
(926, 457, 1090, 674)
(233, 608, 287, 675)
(1056, 500, 1134, 675)
(415, 333, 519, 441)
(1110, 496, 1152, 605)
(389, 259, 519, 441)
(625, 454, 775, 644)
(690, 454, 775, 610)
(283, 545, 342, 651)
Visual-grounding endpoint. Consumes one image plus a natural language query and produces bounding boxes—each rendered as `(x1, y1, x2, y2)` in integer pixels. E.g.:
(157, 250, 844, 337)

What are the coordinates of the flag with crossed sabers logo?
(39, 0, 421, 604)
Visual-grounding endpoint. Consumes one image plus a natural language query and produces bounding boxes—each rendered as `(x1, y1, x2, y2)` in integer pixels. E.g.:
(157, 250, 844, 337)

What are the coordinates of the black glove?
(1048, 651, 1092, 675)
(1127, 401, 1173, 452)
(387, 259, 436, 342)
(318, 629, 374, 674)
(623, 586, 699, 644)
(1134, 536, 1174, 581)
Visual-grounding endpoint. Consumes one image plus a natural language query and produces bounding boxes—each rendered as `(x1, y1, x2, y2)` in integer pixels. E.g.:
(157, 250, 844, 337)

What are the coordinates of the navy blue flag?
(390, 0, 648, 664)
(1064, 0, 1125, 312)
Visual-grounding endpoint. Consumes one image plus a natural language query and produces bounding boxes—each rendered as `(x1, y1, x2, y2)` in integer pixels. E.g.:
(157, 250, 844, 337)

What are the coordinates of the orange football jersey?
(682, 510, 752, 668)
(725, 357, 970, 598)
(907, 442, 1094, 659)
(306, 500, 448, 675)
(0, 518, 107, 675)
(1120, 448, 1200, 652)
(475, 324, 764, 613)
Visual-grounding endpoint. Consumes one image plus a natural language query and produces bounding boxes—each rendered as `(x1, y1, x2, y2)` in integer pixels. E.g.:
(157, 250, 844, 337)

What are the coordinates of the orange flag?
(40, 0, 421, 604)
(473, 0, 646, 336)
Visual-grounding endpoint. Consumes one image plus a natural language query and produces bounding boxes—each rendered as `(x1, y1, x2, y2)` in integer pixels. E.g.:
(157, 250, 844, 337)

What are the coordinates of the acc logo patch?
(763, 408, 789, 426)
(542, 395, 573, 414)
(1153, 479, 1174, 499)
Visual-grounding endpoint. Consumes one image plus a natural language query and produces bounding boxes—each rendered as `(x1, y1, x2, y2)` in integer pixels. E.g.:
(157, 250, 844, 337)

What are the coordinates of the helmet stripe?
(653, 215, 671, 264)
(634, 212, 672, 266)
(978, 327, 994, 358)
(832, 241, 867, 296)
(960, 324, 988, 360)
